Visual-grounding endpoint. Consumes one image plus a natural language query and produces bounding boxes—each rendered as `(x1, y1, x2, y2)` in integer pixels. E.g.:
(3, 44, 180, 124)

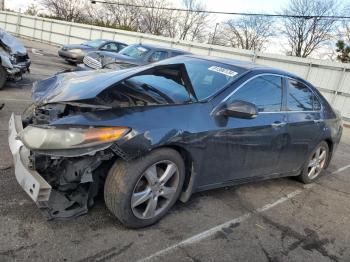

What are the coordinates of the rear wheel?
(66, 60, 77, 65)
(104, 148, 185, 228)
(0, 66, 7, 90)
(297, 141, 329, 184)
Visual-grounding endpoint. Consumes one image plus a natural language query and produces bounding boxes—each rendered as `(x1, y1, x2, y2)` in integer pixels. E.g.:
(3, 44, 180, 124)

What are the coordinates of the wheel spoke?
(308, 166, 316, 178)
(159, 163, 177, 184)
(143, 196, 158, 218)
(145, 165, 158, 185)
(132, 160, 180, 220)
(319, 150, 326, 161)
(308, 159, 317, 167)
(160, 186, 176, 199)
(315, 148, 321, 158)
(131, 188, 152, 208)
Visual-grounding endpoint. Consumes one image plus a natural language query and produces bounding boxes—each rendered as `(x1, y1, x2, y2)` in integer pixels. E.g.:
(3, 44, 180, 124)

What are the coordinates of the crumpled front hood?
(32, 68, 140, 106)
(0, 28, 27, 56)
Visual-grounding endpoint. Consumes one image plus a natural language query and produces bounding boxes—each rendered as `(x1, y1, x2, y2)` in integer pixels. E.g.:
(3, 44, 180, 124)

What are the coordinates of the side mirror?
(218, 100, 258, 119)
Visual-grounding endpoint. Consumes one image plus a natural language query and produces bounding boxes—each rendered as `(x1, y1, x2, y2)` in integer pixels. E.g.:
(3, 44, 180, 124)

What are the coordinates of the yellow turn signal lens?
(84, 127, 130, 143)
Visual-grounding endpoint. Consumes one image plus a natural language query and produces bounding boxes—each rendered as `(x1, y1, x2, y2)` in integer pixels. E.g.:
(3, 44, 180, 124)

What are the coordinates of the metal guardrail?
(0, 11, 349, 123)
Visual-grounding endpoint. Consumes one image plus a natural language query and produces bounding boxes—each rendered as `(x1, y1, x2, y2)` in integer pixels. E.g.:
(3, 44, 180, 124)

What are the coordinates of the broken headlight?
(18, 126, 130, 150)
(9, 54, 17, 64)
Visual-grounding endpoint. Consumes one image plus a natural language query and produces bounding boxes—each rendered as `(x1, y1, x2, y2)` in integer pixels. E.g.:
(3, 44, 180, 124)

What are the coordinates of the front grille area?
(83, 56, 102, 69)
(16, 54, 30, 63)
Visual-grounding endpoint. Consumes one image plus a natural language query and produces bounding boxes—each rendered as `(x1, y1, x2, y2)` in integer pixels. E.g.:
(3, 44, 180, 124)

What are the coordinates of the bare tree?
(40, 0, 86, 22)
(24, 3, 41, 16)
(280, 0, 339, 58)
(138, 0, 173, 35)
(105, 0, 140, 30)
(86, 0, 140, 30)
(222, 16, 274, 51)
(176, 0, 210, 41)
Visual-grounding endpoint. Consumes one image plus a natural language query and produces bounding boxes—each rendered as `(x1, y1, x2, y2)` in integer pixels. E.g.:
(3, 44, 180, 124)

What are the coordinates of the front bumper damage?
(8, 114, 52, 203)
(8, 114, 113, 219)
(7, 60, 31, 77)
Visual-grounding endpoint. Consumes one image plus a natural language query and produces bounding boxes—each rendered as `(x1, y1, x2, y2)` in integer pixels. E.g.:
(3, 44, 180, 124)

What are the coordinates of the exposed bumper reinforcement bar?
(8, 113, 52, 204)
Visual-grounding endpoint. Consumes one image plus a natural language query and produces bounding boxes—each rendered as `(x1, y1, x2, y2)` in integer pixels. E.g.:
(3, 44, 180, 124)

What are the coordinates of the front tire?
(104, 148, 185, 228)
(0, 66, 7, 90)
(297, 141, 329, 184)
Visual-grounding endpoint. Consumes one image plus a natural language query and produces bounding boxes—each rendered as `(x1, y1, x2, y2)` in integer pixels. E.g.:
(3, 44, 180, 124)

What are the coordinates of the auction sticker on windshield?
(208, 66, 238, 77)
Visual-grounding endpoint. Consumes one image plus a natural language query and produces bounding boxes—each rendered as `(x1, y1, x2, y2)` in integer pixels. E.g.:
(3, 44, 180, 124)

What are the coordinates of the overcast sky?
(4, 0, 327, 56)
(6, 0, 290, 14)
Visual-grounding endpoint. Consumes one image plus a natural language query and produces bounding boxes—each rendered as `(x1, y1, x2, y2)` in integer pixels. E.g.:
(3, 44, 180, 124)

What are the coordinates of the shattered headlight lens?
(9, 54, 17, 64)
(18, 126, 130, 150)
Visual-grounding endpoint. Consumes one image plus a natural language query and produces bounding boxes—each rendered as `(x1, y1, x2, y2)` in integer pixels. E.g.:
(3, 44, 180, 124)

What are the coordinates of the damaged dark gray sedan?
(8, 55, 343, 228)
(0, 28, 31, 89)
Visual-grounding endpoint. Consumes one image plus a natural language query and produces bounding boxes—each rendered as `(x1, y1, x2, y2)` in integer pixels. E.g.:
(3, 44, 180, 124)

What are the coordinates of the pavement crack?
(76, 242, 133, 262)
(257, 238, 280, 262)
(0, 243, 37, 258)
(259, 216, 339, 262)
(179, 246, 202, 262)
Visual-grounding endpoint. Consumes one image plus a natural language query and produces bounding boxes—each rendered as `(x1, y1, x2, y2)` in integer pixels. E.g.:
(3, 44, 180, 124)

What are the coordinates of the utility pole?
(211, 23, 219, 45)
(0, 0, 4, 11)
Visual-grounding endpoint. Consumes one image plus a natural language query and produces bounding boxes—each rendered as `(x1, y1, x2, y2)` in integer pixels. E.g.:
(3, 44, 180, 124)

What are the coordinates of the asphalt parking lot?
(1, 39, 350, 262)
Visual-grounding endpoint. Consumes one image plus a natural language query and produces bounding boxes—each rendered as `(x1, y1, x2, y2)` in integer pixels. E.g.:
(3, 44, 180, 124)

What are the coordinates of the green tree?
(336, 40, 350, 63)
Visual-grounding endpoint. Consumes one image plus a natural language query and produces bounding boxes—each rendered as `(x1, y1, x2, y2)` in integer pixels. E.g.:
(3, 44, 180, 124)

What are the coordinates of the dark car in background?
(9, 56, 342, 228)
(80, 43, 191, 70)
(58, 39, 127, 64)
(0, 28, 31, 89)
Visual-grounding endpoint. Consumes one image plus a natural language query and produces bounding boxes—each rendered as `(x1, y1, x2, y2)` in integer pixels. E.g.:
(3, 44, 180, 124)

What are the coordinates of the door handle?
(271, 121, 287, 128)
(314, 119, 323, 124)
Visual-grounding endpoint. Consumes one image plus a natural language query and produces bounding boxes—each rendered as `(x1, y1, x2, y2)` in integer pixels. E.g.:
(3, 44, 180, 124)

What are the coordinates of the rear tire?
(66, 60, 76, 65)
(0, 66, 7, 90)
(297, 141, 329, 184)
(104, 148, 185, 228)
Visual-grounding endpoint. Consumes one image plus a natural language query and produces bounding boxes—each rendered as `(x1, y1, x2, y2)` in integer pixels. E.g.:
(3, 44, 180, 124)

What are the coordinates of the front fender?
(0, 53, 13, 69)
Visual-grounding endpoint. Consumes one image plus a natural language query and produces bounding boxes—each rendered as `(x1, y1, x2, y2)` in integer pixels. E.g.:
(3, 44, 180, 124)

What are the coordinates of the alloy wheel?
(307, 146, 327, 180)
(131, 160, 180, 219)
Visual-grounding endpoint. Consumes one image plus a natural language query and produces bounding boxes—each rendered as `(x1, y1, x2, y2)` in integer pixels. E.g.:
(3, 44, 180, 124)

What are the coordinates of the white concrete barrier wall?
(1, 11, 350, 122)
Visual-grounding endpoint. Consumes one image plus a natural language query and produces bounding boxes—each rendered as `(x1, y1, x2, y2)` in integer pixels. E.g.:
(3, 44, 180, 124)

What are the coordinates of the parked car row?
(58, 39, 127, 64)
(5, 31, 343, 228)
(58, 39, 191, 72)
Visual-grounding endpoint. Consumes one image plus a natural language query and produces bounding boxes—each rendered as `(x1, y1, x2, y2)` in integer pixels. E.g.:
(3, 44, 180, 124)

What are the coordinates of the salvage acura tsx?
(8, 55, 343, 228)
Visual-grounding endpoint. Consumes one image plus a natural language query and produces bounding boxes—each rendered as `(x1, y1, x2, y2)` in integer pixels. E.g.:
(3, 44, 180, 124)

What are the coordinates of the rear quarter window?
(287, 79, 321, 111)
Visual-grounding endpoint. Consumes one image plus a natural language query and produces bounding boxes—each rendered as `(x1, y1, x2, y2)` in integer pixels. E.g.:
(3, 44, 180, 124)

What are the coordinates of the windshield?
(119, 45, 150, 58)
(83, 39, 106, 48)
(153, 57, 244, 100)
(180, 58, 243, 100)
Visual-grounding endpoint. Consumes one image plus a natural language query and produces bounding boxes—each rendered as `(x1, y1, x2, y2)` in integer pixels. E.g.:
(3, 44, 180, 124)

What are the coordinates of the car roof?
(183, 55, 302, 80)
(96, 39, 128, 45)
(130, 43, 191, 54)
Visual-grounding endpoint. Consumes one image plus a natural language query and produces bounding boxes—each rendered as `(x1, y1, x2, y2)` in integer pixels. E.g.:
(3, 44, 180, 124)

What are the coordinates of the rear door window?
(287, 79, 320, 111)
